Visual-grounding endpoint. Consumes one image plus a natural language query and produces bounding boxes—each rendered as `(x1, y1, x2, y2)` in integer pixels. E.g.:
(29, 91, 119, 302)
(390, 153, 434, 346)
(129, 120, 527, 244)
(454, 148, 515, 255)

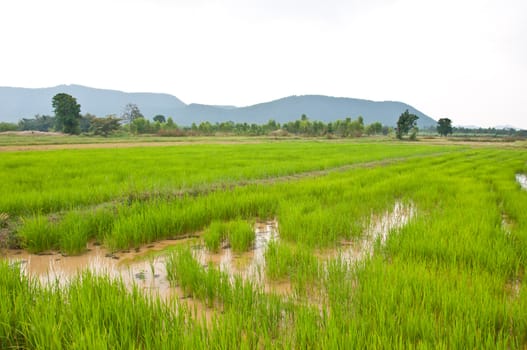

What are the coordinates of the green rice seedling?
(325, 256, 354, 313)
(166, 247, 204, 292)
(17, 213, 58, 253)
(265, 241, 319, 295)
(226, 219, 255, 253)
(57, 211, 90, 255)
(166, 247, 232, 307)
(4, 141, 527, 348)
(0, 261, 36, 348)
(203, 221, 228, 252)
(0, 141, 452, 216)
(0, 260, 194, 349)
(265, 240, 294, 280)
(83, 206, 115, 242)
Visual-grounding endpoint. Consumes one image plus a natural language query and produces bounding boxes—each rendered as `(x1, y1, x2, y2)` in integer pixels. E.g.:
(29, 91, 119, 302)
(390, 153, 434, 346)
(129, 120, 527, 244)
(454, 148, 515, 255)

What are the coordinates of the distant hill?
(177, 95, 436, 127)
(0, 84, 436, 127)
(0, 84, 185, 122)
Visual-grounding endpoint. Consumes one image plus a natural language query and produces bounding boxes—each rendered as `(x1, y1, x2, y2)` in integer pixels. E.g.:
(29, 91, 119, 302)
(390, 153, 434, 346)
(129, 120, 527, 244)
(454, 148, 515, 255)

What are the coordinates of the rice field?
(1, 138, 527, 348)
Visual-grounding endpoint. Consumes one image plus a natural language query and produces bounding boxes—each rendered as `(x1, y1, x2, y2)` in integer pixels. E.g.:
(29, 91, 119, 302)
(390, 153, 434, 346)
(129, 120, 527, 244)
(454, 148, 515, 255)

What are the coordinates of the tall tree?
(396, 109, 419, 140)
(52, 93, 81, 134)
(90, 115, 122, 136)
(153, 114, 166, 123)
(121, 103, 144, 125)
(437, 118, 453, 136)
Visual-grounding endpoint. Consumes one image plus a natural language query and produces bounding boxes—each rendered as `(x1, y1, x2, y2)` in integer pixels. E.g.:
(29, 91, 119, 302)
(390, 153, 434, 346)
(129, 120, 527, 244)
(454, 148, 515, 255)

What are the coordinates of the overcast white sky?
(1, 0, 526, 128)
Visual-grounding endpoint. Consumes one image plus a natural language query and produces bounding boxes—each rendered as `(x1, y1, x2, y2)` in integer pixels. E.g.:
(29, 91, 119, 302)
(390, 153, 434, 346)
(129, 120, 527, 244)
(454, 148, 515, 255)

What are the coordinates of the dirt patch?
(0, 140, 261, 152)
(0, 131, 65, 136)
(420, 137, 527, 148)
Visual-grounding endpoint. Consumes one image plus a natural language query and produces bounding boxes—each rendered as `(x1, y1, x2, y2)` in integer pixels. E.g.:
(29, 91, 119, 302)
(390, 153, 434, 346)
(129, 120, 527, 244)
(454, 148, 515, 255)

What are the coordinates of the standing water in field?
(7, 241, 183, 299)
(6, 222, 279, 296)
(516, 174, 527, 190)
(338, 201, 415, 265)
(194, 220, 279, 285)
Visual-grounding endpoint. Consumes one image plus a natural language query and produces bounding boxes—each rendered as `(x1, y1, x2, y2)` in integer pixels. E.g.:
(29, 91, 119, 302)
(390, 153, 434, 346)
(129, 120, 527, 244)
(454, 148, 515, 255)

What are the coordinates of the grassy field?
(1, 136, 527, 348)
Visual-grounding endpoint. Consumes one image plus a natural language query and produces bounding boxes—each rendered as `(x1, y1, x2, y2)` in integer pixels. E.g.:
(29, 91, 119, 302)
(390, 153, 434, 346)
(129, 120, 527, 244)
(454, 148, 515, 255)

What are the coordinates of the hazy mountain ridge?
(0, 85, 185, 121)
(0, 84, 436, 127)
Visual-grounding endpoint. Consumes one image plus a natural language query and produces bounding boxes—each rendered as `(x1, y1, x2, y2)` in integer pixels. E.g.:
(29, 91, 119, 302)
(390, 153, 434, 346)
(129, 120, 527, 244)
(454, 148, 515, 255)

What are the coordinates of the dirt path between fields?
(0, 140, 264, 152)
(123, 152, 451, 203)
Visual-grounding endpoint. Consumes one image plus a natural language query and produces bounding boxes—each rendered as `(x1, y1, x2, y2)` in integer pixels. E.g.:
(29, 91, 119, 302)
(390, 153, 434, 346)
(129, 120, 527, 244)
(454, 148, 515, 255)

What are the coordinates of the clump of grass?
(17, 207, 117, 255)
(17, 214, 58, 253)
(227, 219, 255, 253)
(84, 206, 115, 242)
(56, 212, 91, 255)
(265, 241, 320, 294)
(0, 261, 192, 349)
(166, 247, 231, 307)
(203, 219, 255, 253)
(203, 221, 228, 252)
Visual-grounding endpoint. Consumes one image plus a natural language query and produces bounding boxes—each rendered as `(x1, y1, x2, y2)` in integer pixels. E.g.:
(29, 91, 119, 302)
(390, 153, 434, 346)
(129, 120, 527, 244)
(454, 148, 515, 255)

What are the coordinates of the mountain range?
(0, 84, 437, 127)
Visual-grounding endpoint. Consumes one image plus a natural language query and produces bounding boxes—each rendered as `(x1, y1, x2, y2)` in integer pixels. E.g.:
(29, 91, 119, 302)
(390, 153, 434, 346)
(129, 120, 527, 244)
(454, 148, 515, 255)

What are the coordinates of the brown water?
(322, 201, 415, 265)
(5, 204, 414, 306)
(194, 220, 279, 283)
(7, 240, 192, 299)
(516, 174, 527, 190)
(6, 221, 281, 297)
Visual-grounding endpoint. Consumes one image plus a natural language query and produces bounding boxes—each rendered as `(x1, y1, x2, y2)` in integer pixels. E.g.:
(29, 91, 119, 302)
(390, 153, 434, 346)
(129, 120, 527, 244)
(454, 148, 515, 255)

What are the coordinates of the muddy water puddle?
(6, 239, 194, 298)
(5, 221, 282, 297)
(4, 204, 415, 314)
(5, 237, 215, 321)
(319, 201, 416, 265)
(516, 174, 527, 190)
(194, 221, 279, 283)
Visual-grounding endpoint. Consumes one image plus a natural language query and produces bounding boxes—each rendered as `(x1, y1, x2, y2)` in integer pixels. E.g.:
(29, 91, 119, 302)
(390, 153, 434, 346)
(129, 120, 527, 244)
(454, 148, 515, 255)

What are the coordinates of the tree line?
(2, 93, 393, 138)
(2, 92, 523, 138)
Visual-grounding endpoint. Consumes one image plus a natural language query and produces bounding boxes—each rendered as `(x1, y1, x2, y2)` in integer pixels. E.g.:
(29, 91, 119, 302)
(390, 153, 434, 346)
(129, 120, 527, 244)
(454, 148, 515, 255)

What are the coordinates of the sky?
(1, 0, 526, 128)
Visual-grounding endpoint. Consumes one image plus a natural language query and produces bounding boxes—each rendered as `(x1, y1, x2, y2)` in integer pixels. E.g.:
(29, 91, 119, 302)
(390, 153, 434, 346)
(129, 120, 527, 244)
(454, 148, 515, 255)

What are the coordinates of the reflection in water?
(516, 174, 527, 190)
(194, 220, 279, 285)
(7, 221, 280, 297)
(6, 203, 414, 303)
(8, 241, 188, 300)
(338, 201, 415, 265)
